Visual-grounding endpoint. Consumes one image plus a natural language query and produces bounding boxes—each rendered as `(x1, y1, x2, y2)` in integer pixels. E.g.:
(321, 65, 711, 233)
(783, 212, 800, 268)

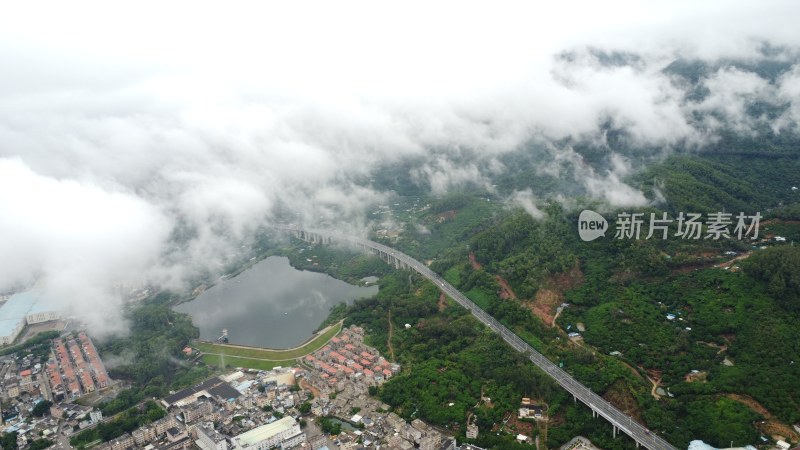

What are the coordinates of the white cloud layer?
(2, 0, 800, 334)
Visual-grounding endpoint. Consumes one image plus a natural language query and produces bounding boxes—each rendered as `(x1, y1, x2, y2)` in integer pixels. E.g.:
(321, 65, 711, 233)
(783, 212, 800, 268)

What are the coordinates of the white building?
(90, 409, 103, 424)
(26, 305, 60, 324)
(231, 417, 304, 450)
(196, 422, 229, 450)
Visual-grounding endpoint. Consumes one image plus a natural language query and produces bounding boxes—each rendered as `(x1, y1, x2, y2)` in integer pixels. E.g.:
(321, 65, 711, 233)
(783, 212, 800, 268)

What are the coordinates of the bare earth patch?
(644, 369, 663, 400)
(726, 393, 800, 441)
(468, 252, 517, 300)
(435, 210, 457, 223)
(504, 413, 536, 437)
(684, 371, 708, 383)
(437, 292, 448, 312)
(530, 289, 560, 325)
(299, 378, 321, 399)
(495, 275, 517, 300)
(387, 311, 396, 362)
(468, 252, 482, 270)
(527, 265, 585, 326)
(696, 341, 728, 354)
(714, 251, 753, 269)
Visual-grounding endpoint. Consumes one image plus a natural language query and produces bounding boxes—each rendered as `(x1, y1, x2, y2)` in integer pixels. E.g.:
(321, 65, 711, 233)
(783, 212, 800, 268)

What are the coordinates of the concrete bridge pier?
(613, 425, 617, 439)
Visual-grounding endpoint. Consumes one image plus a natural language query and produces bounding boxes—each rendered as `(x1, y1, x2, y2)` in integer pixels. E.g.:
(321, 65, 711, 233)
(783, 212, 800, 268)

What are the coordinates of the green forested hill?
(264, 148, 800, 449)
(473, 156, 799, 444)
(633, 155, 799, 215)
(348, 152, 800, 449)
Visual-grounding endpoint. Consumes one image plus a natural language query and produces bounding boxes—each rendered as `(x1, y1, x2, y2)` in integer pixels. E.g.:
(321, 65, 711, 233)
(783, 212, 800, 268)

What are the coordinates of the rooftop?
(235, 416, 297, 445)
(0, 319, 23, 338)
(0, 289, 62, 337)
(0, 292, 36, 321)
(163, 377, 230, 406)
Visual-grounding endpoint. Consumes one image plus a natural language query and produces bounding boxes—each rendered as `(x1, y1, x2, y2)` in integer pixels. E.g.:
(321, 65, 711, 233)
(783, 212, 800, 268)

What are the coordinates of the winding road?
(275, 226, 678, 450)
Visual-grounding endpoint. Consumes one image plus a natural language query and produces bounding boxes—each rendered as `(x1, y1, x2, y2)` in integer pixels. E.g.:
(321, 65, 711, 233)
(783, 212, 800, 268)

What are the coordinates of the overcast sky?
(2, 0, 799, 335)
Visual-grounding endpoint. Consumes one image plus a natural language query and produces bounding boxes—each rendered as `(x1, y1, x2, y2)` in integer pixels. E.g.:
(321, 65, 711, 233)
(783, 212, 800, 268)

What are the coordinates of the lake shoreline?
(174, 256, 377, 348)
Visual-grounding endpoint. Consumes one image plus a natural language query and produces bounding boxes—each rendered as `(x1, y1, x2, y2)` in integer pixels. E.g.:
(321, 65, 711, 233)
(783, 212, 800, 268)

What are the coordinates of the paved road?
(276, 226, 678, 450)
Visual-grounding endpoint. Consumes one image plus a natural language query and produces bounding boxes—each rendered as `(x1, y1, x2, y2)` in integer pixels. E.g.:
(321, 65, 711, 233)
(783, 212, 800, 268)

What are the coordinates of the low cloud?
(1, 1, 800, 335)
(508, 189, 546, 220)
(411, 155, 501, 195)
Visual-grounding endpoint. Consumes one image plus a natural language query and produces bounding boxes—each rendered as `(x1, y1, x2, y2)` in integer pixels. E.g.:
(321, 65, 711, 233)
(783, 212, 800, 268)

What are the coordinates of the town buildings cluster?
(48, 332, 110, 401)
(1, 325, 497, 450)
(95, 325, 484, 450)
(302, 326, 400, 393)
(1, 331, 112, 447)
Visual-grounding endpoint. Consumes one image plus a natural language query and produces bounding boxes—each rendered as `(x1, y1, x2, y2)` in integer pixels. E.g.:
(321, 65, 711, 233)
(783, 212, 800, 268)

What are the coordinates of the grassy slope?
(201, 355, 296, 371)
(194, 321, 342, 360)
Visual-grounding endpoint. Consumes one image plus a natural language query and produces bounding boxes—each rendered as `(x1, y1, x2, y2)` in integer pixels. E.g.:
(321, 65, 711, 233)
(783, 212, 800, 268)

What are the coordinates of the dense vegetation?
(0, 432, 16, 450)
(337, 271, 647, 450)
(318, 416, 343, 435)
(282, 244, 392, 285)
(742, 246, 800, 311)
(0, 330, 59, 356)
(31, 400, 53, 417)
(28, 439, 55, 450)
(95, 293, 210, 415)
(633, 155, 797, 215)
(327, 149, 800, 449)
(70, 400, 166, 449)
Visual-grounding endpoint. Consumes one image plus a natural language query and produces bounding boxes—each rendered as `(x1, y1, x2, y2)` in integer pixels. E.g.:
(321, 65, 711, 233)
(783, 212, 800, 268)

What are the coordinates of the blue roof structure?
(0, 289, 62, 340)
(0, 292, 35, 321)
(0, 319, 23, 339)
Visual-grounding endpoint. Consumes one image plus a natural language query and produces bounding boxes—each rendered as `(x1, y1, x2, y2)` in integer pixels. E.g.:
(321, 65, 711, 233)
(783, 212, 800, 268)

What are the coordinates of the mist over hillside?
(1, 1, 799, 334)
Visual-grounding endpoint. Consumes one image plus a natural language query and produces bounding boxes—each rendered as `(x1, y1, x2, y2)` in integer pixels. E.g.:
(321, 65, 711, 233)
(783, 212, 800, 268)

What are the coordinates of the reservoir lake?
(175, 256, 378, 348)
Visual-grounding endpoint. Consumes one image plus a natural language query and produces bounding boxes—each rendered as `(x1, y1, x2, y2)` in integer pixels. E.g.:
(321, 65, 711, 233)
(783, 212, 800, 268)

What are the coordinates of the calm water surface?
(175, 256, 378, 348)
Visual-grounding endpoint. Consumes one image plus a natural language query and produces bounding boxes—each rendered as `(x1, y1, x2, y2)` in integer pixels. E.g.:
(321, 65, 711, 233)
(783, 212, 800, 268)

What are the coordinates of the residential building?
(109, 432, 135, 450)
(154, 415, 177, 435)
(420, 434, 441, 450)
(133, 426, 157, 446)
(90, 409, 103, 423)
(465, 424, 478, 440)
(182, 399, 213, 424)
(387, 434, 414, 450)
(196, 422, 229, 450)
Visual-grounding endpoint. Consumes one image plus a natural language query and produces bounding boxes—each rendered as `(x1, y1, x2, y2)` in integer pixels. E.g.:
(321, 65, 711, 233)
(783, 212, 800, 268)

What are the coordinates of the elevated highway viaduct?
(275, 226, 678, 450)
